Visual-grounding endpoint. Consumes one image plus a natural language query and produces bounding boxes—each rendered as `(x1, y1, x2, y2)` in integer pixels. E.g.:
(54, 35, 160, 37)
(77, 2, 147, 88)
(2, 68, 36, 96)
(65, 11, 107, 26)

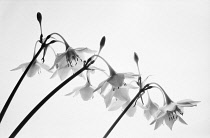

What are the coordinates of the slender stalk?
(103, 87, 145, 138)
(9, 61, 92, 137)
(0, 40, 48, 124)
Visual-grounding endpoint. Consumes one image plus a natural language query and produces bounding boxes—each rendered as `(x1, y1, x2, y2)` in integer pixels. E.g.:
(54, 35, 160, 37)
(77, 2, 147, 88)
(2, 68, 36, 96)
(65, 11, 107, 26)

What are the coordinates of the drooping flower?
(149, 85, 200, 130)
(150, 102, 186, 130)
(143, 92, 159, 120)
(100, 81, 140, 117)
(11, 60, 52, 77)
(65, 66, 104, 101)
(50, 47, 97, 80)
(65, 80, 95, 101)
(94, 63, 138, 92)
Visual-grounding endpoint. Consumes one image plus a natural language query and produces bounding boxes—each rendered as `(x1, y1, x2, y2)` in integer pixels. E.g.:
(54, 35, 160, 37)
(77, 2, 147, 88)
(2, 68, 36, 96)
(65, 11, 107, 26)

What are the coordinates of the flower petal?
(164, 114, 176, 130)
(50, 70, 58, 79)
(126, 106, 137, 117)
(50, 53, 66, 70)
(144, 110, 152, 120)
(122, 101, 137, 117)
(107, 73, 125, 87)
(99, 82, 108, 94)
(177, 99, 200, 107)
(178, 116, 187, 125)
(137, 102, 148, 110)
(57, 66, 71, 81)
(148, 101, 159, 118)
(65, 86, 83, 96)
(36, 62, 53, 73)
(154, 117, 164, 130)
(125, 83, 139, 89)
(104, 89, 115, 108)
(114, 88, 130, 101)
(94, 79, 108, 93)
(108, 99, 126, 111)
(75, 47, 97, 54)
(11, 62, 29, 71)
(123, 72, 139, 79)
(80, 84, 94, 101)
(27, 63, 40, 77)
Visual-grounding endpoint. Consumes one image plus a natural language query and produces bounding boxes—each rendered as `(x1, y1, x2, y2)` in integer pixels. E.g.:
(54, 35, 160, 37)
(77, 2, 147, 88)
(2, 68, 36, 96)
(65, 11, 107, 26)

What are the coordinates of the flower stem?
(148, 82, 173, 105)
(103, 87, 145, 138)
(0, 37, 50, 124)
(9, 61, 93, 138)
(91, 54, 116, 76)
(50, 32, 70, 50)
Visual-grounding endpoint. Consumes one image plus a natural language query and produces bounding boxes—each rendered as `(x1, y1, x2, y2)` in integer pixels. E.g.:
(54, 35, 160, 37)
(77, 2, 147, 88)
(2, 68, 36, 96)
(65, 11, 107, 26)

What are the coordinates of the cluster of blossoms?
(9, 12, 200, 135)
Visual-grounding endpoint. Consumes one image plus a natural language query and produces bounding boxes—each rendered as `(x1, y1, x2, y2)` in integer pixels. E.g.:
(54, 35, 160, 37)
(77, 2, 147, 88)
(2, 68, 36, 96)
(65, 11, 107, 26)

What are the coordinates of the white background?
(0, 0, 209, 138)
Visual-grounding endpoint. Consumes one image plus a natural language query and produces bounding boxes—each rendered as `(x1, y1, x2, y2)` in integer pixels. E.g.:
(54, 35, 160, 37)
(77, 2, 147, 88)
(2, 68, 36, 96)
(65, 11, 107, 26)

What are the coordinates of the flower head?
(100, 81, 139, 117)
(50, 47, 96, 80)
(65, 81, 95, 101)
(11, 60, 51, 77)
(143, 92, 159, 120)
(150, 98, 200, 130)
(65, 66, 104, 101)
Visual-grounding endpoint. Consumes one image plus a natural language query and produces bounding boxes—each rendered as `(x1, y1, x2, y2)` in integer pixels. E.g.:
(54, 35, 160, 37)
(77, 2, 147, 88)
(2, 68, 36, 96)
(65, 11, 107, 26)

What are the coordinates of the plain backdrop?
(0, 0, 210, 138)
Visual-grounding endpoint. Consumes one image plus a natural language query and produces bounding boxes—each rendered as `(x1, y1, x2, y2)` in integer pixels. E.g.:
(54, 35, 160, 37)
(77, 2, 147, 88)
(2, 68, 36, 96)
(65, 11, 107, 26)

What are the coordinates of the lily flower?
(102, 81, 140, 117)
(50, 47, 97, 80)
(65, 80, 94, 101)
(65, 66, 105, 101)
(11, 60, 52, 77)
(149, 83, 200, 130)
(94, 55, 139, 93)
(102, 82, 136, 108)
(143, 92, 159, 120)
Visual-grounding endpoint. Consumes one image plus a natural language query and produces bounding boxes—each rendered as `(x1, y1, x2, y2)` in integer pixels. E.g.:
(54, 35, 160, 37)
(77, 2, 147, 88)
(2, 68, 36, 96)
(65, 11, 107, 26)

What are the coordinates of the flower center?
(66, 50, 82, 67)
(167, 106, 183, 121)
(167, 111, 178, 121)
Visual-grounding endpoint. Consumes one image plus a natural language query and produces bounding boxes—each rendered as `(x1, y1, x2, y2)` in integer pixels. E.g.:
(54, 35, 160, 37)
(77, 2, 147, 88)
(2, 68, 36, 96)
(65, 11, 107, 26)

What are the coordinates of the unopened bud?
(37, 12, 42, 24)
(134, 52, 139, 64)
(100, 36, 106, 51)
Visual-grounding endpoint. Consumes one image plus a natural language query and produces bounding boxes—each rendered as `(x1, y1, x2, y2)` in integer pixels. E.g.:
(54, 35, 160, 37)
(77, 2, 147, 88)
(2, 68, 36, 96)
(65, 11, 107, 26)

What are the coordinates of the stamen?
(175, 106, 183, 115)
(167, 111, 178, 121)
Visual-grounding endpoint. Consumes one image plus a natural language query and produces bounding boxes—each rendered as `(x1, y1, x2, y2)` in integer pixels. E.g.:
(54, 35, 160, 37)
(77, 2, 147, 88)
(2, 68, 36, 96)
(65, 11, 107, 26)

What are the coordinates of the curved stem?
(86, 70, 91, 85)
(91, 55, 116, 76)
(0, 37, 50, 124)
(9, 62, 93, 137)
(50, 32, 70, 50)
(148, 82, 173, 105)
(33, 40, 39, 57)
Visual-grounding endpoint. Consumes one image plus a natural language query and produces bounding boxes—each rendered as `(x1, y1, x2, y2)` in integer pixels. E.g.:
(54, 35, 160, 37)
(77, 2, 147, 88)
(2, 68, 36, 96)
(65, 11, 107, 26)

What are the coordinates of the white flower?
(143, 92, 159, 120)
(150, 99, 200, 130)
(65, 66, 104, 101)
(50, 47, 96, 80)
(101, 82, 140, 117)
(65, 81, 95, 101)
(94, 72, 138, 93)
(11, 60, 51, 77)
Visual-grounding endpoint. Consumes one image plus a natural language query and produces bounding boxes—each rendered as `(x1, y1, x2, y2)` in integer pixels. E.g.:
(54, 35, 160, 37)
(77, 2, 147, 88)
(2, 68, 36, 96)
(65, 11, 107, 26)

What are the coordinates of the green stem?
(0, 36, 50, 124)
(9, 61, 93, 138)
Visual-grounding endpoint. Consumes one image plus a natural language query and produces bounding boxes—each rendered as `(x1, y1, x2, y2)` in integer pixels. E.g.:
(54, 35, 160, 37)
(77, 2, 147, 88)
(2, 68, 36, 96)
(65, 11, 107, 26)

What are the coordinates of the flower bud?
(134, 52, 139, 64)
(37, 12, 42, 24)
(100, 36, 106, 51)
